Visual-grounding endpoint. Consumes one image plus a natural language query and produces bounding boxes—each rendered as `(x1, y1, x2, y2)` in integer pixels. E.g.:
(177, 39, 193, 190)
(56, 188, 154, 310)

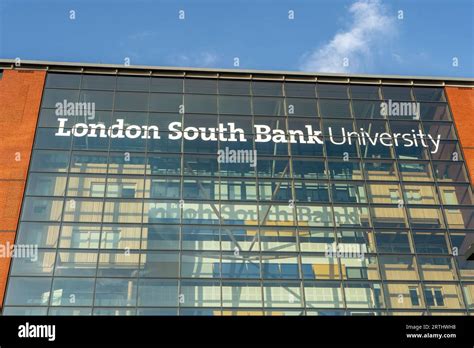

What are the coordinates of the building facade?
(0, 60, 473, 316)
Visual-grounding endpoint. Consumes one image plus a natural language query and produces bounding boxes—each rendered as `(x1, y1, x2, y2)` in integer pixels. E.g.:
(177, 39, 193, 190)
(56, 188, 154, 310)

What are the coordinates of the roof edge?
(1, 59, 473, 83)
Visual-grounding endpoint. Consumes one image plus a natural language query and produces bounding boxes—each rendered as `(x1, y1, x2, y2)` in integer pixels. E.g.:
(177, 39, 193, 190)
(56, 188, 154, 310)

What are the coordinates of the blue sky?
(0, 0, 473, 77)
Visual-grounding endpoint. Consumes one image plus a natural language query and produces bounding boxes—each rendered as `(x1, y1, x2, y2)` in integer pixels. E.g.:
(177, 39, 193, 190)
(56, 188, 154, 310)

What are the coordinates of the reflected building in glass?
(0, 60, 473, 316)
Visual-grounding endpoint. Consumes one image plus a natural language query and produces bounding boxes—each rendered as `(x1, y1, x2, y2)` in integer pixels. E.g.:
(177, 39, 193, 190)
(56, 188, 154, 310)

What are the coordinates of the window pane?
(10, 250, 55, 276)
(375, 230, 411, 253)
(26, 173, 67, 196)
(382, 86, 413, 101)
(114, 92, 148, 111)
(117, 76, 149, 91)
(317, 84, 348, 98)
(222, 281, 262, 307)
(413, 87, 446, 102)
(30, 150, 70, 173)
(50, 278, 94, 306)
(94, 278, 137, 307)
(319, 99, 351, 118)
(150, 77, 183, 93)
(185, 79, 217, 94)
(350, 85, 380, 99)
(46, 73, 81, 89)
(218, 79, 250, 95)
(79, 90, 114, 109)
(142, 225, 180, 250)
(219, 95, 251, 114)
(5, 277, 52, 306)
(42, 89, 79, 108)
(285, 82, 316, 98)
(81, 74, 116, 90)
(138, 279, 178, 306)
(21, 197, 63, 221)
(252, 81, 282, 96)
(55, 251, 97, 276)
(185, 94, 217, 113)
(253, 97, 284, 116)
(379, 256, 418, 280)
(413, 231, 449, 254)
(304, 282, 343, 308)
(16, 222, 59, 248)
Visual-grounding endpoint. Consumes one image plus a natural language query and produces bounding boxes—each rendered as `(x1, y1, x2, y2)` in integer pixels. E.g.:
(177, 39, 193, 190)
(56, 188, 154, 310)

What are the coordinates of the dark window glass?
(292, 159, 326, 179)
(319, 99, 351, 118)
(150, 77, 183, 93)
(423, 122, 456, 140)
(114, 92, 148, 111)
(151, 178, 181, 199)
(185, 79, 217, 94)
(183, 155, 218, 176)
(148, 154, 181, 175)
(326, 139, 358, 158)
(287, 98, 318, 116)
(253, 97, 284, 116)
(317, 84, 349, 98)
(34, 128, 72, 150)
(352, 100, 383, 119)
(147, 132, 182, 153)
(414, 87, 446, 102)
(185, 94, 217, 113)
(398, 162, 433, 182)
(290, 138, 324, 157)
(79, 90, 114, 109)
(218, 80, 250, 95)
(149, 93, 182, 112)
(328, 161, 362, 180)
(46, 73, 81, 89)
(252, 81, 283, 96)
(294, 182, 329, 202)
(285, 83, 316, 98)
(323, 119, 354, 136)
(117, 76, 149, 91)
(331, 183, 366, 203)
(375, 231, 411, 253)
(219, 96, 251, 115)
(42, 89, 79, 108)
(409, 288, 420, 306)
(382, 86, 413, 100)
(432, 162, 468, 183)
(413, 232, 449, 253)
(350, 85, 380, 99)
(30, 150, 69, 172)
(430, 141, 460, 161)
(81, 74, 116, 90)
(424, 289, 435, 306)
(420, 103, 450, 121)
(141, 225, 180, 250)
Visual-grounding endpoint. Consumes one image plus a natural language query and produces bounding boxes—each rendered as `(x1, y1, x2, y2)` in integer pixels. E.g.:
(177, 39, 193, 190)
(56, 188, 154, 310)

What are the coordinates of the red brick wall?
(445, 87, 474, 186)
(0, 69, 45, 307)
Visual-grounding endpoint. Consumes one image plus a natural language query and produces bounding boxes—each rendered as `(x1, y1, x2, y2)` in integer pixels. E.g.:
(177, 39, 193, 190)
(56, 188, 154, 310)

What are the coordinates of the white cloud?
(299, 0, 395, 73)
(173, 52, 219, 67)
